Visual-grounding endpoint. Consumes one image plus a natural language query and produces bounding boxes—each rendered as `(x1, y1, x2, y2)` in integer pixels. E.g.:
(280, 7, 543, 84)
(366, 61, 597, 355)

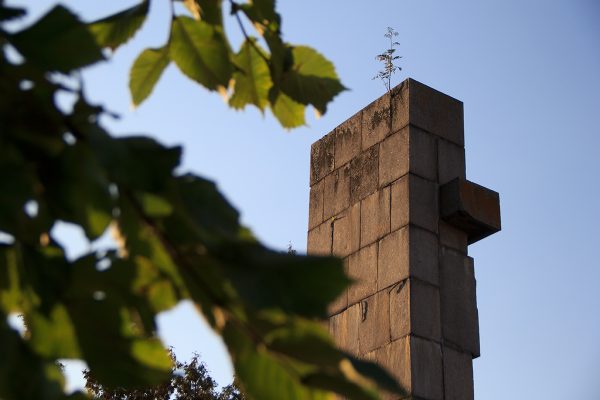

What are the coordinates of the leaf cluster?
(0, 2, 405, 400)
(125, 0, 347, 128)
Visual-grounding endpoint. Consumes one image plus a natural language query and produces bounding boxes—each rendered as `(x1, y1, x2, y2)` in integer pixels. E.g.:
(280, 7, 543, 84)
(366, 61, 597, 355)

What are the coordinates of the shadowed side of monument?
(307, 79, 501, 400)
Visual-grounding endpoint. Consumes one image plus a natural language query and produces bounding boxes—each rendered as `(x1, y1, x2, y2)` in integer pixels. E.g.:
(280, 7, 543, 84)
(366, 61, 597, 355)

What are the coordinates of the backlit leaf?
(88, 0, 149, 50)
(230, 39, 271, 111)
(270, 91, 305, 128)
(169, 16, 233, 91)
(129, 46, 170, 106)
(280, 46, 346, 114)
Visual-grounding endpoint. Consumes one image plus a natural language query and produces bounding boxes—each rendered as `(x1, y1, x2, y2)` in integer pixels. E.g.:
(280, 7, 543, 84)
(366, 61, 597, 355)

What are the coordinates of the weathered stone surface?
(310, 132, 335, 185)
(307, 220, 331, 256)
(440, 178, 501, 244)
(348, 243, 378, 305)
(391, 174, 438, 234)
(350, 146, 379, 204)
(390, 174, 409, 230)
(375, 339, 411, 398)
(390, 279, 441, 342)
(358, 290, 390, 353)
(328, 257, 349, 315)
(408, 126, 437, 182)
(329, 304, 360, 355)
(335, 111, 362, 167)
(323, 164, 351, 220)
(379, 127, 409, 187)
(439, 220, 468, 254)
(438, 139, 466, 185)
(360, 186, 391, 247)
(308, 179, 324, 230)
(443, 347, 474, 400)
(379, 126, 437, 188)
(378, 226, 439, 289)
(391, 79, 464, 146)
(375, 336, 443, 400)
(440, 248, 480, 357)
(332, 203, 360, 258)
(378, 228, 408, 289)
(362, 93, 391, 150)
(410, 336, 443, 400)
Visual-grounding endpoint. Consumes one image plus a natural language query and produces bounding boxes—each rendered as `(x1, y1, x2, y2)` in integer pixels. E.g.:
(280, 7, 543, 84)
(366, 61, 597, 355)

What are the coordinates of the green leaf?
(270, 91, 305, 128)
(263, 317, 341, 366)
(129, 46, 170, 106)
(0, 314, 66, 400)
(347, 357, 407, 396)
(136, 192, 173, 217)
(169, 16, 233, 91)
(88, 0, 149, 50)
(66, 255, 173, 388)
(239, 0, 281, 35)
(219, 244, 348, 318)
(224, 322, 332, 400)
(186, 0, 224, 26)
(279, 46, 347, 114)
(0, 4, 25, 22)
(301, 371, 380, 400)
(28, 304, 81, 359)
(230, 39, 271, 111)
(89, 132, 182, 193)
(41, 143, 113, 240)
(9, 5, 103, 73)
(164, 174, 241, 245)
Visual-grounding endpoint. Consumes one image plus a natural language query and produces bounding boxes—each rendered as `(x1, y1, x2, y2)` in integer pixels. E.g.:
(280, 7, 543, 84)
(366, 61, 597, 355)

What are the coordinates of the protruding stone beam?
(440, 178, 501, 244)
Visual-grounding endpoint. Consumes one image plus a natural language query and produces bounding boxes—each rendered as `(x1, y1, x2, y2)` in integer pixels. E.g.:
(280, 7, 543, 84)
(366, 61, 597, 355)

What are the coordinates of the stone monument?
(307, 79, 501, 400)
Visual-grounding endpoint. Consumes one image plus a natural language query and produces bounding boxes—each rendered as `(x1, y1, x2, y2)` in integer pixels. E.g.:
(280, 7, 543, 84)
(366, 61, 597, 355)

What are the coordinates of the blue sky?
(10, 0, 600, 398)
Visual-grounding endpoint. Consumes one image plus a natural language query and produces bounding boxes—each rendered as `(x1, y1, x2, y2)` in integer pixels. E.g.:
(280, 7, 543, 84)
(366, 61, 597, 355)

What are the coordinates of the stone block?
(332, 203, 360, 258)
(440, 248, 480, 357)
(389, 279, 441, 342)
(362, 93, 391, 150)
(358, 290, 390, 353)
(443, 347, 474, 400)
(329, 303, 360, 355)
(408, 126, 437, 182)
(308, 179, 324, 230)
(328, 257, 349, 315)
(440, 178, 501, 244)
(378, 226, 439, 289)
(375, 336, 443, 400)
(410, 337, 444, 400)
(307, 220, 331, 256)
(439, 221, 467, 254)
(391, 79, 464, 146)
(379, 126, 437, 187)
(348, 243, 378, 305)
(335, 111, 362, 167)
(379, 127, 409, 187)
(350, 146, 379, 204)
(375, 339, 411, 398)
(360, 186, 391, 247)
(391, 174, 438, 234)
(310, 132, 335, 185)
(438, 139, 466, 185)
(323, 164, 351, 220)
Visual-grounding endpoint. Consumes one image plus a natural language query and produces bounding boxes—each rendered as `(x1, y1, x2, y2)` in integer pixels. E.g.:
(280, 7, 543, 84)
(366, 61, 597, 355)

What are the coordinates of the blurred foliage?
(0, 1, 405, 399)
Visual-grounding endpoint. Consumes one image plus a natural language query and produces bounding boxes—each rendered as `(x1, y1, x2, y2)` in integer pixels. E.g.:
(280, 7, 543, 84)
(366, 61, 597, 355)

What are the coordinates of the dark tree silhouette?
(84, 350, 245, 400)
